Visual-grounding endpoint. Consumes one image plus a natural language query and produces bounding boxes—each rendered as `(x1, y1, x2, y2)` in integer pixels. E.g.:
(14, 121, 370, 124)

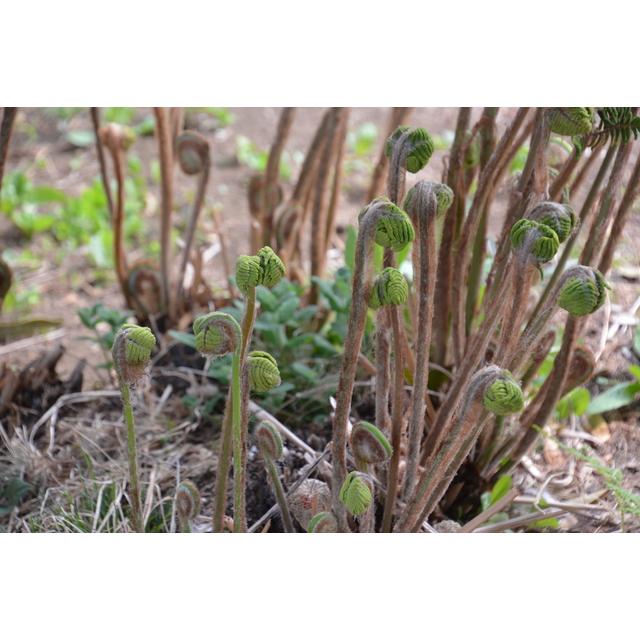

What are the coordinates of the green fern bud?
(193, 311, 240, 357)
(236, 254, 262, 294)
(558, 268, 608, 316)
(256, 246, 286, 288)
(247, 351, 281, 392)
(510, 219, 560, 263)
(175, 480, 201, 532)
(403, 181, 454, 218)
(530, 202, 576, 243)
(548, 108, 594, 136)
(369, 267, 409, 310)
(349, 420, 392, 464)
(483, 373, 524, 416)
(112, 323, 156, 384)
(307, 511, 338, 533)
(339, 471, 373, 517)
(255, 421, 284, 460)
(359, 198, 415, 251)
(385, 126, 434, 173)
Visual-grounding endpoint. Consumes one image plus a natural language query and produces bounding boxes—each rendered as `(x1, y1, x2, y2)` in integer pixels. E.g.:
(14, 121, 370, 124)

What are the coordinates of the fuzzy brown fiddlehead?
(255, 421, 294, 532)
(99, 123, 135, 308)
(175, 131, 211, 311)
(175, 480, 201, 533)
(349, 420, 392, 473)
(402, 180, 453, 499)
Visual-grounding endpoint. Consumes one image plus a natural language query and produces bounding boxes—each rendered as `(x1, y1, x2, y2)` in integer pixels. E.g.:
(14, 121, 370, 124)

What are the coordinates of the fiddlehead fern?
(548, 108, 594, 136)
(510, 219, 561, 264)
(558, 267, 608, 316)
(482, 373, 525, 415)
(175, 480, 201, 533)
(112, 323, 156, 532)
(368, 267, 409, 309)
(193, 311, 241, 533)
(247, 351, 281, 392)
(175, 130, 211, 310)
(361, 198, 415, 251)
(349, 420, 393, 470)
(385, 126, 434, 174)
(193, 311, 241, 357)
(529, 201, 576, 243)
(255, 421, 294, 532)
(339, 471, 373, 517)
(584, 108, 640, 149)
(236, 246, 286, 294)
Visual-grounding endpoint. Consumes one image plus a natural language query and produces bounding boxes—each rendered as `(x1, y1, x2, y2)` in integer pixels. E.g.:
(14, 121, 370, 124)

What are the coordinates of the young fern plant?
(112, 323, 156, 533)
(255, 421, 294, 532)
(175, 480, 201, 533)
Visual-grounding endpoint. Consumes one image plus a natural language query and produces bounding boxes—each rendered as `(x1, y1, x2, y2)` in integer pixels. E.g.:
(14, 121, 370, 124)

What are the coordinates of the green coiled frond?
(339, 471, 373, 517)
(193, 311, 241, 357)
(359, 197, 415, 251)
(247, 350, 281, 392)
(369, 267, 409, 310)
(558, 268, 608, 316)
(235, 246, 286, 294)
(112, 323, 156, 384)
(482, 373, 524, 416)
(385, 126, 434, 173)
(548, 108, 594, 137)
(530, 202, 576, 243)
(510, 219, 560, 263)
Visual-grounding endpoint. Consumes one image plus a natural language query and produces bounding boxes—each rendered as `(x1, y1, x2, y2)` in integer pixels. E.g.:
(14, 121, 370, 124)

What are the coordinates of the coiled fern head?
(483, 373, 524, 416)
(112, 323, 156, 384)
(235, 246, 286, 294)
(530, 202, 576, 243)
(193, 311, 240, 357)
(548, 108, 594, 137)
(359, 197, 415, 251)
(247, 351, 281, 392)
(385, 125, 434, 173)
(349, 420, 393, 464)
(510, 219, 560, 264)
(339, 471, 373, 517)
(559, 267, 608, 316)
(255, 421, 284, 460)
(582, 108, 640, 150)
(176, 131, 210, 175)
(403, 181, 454, 218)
(368, 267, 409, 310)
(175, 480, 201, 531)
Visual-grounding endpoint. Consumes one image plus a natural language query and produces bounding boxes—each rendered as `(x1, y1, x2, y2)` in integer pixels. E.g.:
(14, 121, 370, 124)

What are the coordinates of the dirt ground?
(1, 107, 639, 532)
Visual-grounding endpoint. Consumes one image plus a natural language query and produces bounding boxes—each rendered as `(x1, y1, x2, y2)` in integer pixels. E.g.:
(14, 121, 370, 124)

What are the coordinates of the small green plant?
(112, 323, 156, 532)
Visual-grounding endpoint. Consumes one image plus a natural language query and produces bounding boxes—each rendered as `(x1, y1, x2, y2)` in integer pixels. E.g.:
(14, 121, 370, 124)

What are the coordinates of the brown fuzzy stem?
(403, 186, 438, 498)
(154, 108, 175, 318)
(90, 108, 115, 219)
(330, 202, 396, 531)
(381, 304, 405, 532)
(451, 107, 531, 365)
(262, 108, 296, 246)
(598, 150, 640, 275)
(0, 108, 18, 193)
